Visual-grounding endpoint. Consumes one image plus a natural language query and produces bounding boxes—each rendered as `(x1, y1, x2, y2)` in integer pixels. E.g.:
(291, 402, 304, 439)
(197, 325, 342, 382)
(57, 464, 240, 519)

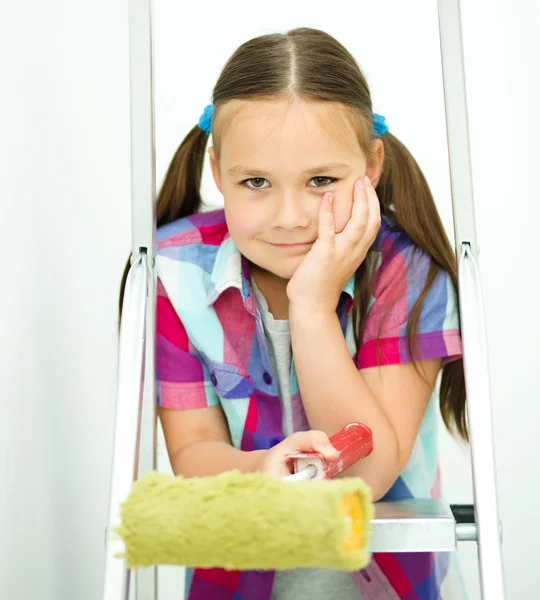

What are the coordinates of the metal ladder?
(102, 1, 506, 598)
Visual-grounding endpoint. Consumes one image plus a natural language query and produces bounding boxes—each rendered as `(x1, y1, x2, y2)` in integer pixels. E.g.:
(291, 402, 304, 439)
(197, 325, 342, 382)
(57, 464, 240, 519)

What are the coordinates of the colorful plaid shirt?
(155, 209, 468, 600)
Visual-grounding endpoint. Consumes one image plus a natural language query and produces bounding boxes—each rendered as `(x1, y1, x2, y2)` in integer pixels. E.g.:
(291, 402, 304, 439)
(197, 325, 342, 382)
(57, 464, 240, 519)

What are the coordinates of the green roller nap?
(115, 470, 373, 571)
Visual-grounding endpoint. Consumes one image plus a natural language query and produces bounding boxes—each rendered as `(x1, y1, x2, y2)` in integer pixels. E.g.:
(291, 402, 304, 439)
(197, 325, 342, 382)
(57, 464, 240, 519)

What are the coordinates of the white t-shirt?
(252, 279, 362, 600)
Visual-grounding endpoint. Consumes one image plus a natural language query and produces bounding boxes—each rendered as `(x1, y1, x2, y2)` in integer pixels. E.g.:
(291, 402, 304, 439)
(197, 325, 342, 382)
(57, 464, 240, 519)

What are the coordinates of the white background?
(1, 1, 538, 599)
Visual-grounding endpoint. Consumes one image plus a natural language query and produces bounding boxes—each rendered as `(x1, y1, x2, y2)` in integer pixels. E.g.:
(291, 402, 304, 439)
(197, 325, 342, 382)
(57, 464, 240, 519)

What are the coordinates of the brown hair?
(119, 27, 467, 440)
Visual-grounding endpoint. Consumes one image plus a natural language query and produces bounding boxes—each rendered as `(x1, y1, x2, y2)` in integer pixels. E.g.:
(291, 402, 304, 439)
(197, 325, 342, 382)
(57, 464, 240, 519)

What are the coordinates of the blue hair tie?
(198, 103, 388, 138)
(198, 103, 214, 134)
(373, 113, 389, 138)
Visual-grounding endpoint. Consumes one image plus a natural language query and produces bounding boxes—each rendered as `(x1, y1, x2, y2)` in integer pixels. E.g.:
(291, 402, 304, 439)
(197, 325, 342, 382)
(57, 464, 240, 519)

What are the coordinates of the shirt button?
(210, 372, 217, 386)
(263, 372, 272, 385)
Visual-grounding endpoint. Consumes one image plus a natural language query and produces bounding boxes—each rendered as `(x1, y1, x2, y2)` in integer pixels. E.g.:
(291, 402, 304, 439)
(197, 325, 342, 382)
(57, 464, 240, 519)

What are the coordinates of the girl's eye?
(308, 176, 336, 188)
(244, 178, 269, 189)
(242, 176, 337, 190)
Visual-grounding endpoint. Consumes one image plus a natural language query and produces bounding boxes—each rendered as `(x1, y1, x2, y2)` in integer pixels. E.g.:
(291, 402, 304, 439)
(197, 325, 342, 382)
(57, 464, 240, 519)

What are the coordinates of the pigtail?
(118, 124, 209, 317)
(376, 132, 468, 441)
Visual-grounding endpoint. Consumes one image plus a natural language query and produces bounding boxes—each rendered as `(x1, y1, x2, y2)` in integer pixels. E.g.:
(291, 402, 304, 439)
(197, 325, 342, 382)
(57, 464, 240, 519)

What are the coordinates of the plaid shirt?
(156, 209, 467, 600)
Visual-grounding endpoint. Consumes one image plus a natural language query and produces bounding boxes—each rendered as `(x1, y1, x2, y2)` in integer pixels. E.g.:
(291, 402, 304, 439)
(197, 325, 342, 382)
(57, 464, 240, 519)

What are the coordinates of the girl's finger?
(317, 192, 335, 244)
(364, 176, 382, 235)
(284, 430, 339, 460)
(343, 178, 369, 241)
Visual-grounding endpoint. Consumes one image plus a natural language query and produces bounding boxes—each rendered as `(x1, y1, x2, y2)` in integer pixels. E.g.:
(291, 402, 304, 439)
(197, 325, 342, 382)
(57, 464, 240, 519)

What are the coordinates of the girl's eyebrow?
(227, 162, 350, 178)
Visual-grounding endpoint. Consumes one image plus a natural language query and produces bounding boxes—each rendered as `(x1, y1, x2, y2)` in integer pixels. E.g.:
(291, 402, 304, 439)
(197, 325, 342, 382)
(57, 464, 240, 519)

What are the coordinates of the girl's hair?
(119, 27, 467, 441)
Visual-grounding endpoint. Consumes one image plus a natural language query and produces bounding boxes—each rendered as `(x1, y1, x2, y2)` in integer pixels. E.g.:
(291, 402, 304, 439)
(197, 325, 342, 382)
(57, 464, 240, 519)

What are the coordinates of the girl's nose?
(272, 191, 311, 230)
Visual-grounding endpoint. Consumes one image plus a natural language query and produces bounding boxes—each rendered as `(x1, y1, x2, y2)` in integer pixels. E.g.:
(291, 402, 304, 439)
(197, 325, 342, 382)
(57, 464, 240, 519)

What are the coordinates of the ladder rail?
(127, 0, 157, 596)
(102, 0, 157, 598)
(457, 244, 506, 598)
(437, 0, 506, 597)
(103, 253, 148, 600)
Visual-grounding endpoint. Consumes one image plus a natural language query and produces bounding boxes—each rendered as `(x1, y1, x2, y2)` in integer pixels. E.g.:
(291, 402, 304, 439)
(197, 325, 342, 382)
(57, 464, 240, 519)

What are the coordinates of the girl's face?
(209, 98, 382, 281)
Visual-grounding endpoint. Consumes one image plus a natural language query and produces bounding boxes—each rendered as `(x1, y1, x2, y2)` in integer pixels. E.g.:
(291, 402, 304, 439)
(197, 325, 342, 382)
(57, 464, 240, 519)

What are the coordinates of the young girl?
(126, 27, 469, 600)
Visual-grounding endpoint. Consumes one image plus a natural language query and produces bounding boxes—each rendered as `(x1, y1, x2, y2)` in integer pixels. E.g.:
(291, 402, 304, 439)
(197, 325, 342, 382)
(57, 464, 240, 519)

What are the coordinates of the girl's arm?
(290, 308, 441, 501)
(159, 405, 340, 478)
(156, 274, 341, 480)
(286, 178, 455, 501)
(160, 405, 265, 477)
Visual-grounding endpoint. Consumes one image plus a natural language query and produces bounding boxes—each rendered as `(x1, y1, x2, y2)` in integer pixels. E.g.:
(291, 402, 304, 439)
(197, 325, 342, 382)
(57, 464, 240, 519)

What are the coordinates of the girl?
(121, 27, 468, 600)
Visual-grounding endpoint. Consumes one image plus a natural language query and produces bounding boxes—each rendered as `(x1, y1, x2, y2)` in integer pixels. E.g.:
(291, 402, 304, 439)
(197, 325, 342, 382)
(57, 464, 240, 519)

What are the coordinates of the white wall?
(459, 0, 540, 596)
(1, 1, 538, 599)
(1, 2, 132, 599)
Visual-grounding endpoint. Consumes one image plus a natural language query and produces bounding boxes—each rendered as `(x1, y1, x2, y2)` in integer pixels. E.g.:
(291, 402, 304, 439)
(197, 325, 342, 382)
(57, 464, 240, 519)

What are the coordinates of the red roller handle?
(288, 423, 373, 480)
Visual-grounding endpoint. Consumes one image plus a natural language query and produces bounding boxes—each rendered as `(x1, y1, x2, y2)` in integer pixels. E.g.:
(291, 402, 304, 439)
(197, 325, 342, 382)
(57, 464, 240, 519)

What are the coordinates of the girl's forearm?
(170, 440, 266, 478)
(290, 307, 400, 500)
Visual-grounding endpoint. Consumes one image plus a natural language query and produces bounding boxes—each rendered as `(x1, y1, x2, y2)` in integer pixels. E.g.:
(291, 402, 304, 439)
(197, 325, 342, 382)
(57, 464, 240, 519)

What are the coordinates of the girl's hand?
(286, 176, 381, 316)
(255, 430, 339, 477)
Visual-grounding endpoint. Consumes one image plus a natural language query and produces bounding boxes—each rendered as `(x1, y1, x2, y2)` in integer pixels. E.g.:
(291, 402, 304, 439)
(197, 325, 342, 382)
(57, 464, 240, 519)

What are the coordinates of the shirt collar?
(207, 235, 257, 314)
(207, 234, 356, 314)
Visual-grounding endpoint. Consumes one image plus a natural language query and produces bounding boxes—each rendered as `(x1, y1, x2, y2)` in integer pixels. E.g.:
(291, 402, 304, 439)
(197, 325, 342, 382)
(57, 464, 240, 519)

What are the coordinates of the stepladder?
(102, 1, 507, 598)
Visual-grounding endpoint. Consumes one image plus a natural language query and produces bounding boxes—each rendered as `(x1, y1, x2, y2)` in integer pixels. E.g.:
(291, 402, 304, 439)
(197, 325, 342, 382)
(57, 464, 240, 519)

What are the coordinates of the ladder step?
(369, 499, 457, 552)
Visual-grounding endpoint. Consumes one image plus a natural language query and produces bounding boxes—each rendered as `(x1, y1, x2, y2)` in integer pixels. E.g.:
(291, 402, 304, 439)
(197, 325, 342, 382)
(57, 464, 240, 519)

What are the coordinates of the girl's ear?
(366, 139, 385, 187)
(208, 147, 223, 194)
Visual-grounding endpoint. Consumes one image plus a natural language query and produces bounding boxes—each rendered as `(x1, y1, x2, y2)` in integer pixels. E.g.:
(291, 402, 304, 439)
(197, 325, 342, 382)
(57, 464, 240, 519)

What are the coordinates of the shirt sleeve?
(356, 236, 462, 369)
(156, 278, 219, 409)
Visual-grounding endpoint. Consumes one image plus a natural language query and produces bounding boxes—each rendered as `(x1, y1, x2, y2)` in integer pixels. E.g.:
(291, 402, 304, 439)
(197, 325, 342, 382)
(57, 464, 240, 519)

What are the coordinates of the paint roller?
(114, 423, 374, 571)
